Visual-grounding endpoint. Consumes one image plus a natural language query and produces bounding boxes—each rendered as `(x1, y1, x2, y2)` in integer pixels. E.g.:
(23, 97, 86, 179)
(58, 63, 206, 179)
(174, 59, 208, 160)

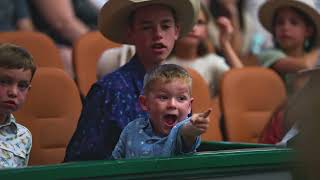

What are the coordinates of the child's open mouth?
(163, 114, 178, 127)
(151, 43, 167, 54)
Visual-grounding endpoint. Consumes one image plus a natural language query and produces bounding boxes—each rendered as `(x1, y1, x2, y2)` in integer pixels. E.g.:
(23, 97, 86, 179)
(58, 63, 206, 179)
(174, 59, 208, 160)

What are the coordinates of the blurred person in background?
(0, 0, 34, 31)
(208, 0, 273, 65)
(167, 2, 243, 97)
(257, 0, 320, 94)
(28, 0, 98, 78)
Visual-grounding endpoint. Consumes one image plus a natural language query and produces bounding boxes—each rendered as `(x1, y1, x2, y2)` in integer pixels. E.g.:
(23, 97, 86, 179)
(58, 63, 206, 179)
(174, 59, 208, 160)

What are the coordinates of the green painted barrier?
(0, 141, 303, 180)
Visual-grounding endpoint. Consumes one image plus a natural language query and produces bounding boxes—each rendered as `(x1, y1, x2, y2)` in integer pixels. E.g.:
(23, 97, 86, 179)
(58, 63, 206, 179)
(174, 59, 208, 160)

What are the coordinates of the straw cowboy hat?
(258, 0, 320, 46)
(98, 0, 199, 44)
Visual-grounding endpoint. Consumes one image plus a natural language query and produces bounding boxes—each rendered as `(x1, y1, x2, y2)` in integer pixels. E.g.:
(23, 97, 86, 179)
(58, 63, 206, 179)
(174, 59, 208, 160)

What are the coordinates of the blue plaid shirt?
(111, 117, 200, 160)
(64, 56, 148, 161)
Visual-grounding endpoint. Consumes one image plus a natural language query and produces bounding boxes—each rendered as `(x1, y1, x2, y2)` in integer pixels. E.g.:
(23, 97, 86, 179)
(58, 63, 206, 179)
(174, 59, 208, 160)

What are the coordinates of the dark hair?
(143, 64, 192, 95)
(272, 7, 317, 52)
(0, 43, 37, 79)
(209, 0, 245, 30)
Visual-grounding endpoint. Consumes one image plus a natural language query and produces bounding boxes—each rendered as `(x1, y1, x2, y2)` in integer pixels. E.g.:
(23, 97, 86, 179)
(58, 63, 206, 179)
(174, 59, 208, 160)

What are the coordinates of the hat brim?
(259, 0, 320, 47)
(98, 0, 196, 44)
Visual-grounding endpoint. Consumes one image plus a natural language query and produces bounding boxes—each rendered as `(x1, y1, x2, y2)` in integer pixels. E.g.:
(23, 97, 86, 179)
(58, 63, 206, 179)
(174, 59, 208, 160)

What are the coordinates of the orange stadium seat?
(220, 67, 287, 143)
(73, 31, 121, 97)
(14, 68, 82, 165)
(186, 67, 222, 141)
(0, 31, 64, 69)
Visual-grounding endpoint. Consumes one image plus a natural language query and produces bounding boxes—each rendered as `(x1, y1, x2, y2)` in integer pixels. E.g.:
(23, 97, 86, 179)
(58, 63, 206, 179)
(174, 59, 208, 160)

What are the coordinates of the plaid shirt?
(0, 114, 32, 168)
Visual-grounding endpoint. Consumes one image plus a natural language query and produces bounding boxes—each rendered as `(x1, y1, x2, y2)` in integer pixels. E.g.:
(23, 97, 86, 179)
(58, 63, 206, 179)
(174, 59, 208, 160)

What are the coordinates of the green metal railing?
(0, 141, 301, 180)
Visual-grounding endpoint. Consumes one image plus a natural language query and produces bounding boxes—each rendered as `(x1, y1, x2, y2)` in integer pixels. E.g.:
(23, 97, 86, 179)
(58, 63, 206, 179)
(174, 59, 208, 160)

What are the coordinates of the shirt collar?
(137, 117, 150, 129)
(0, 114, 18, 133)
(140, 117, 171, 139)
(137, 117, 156, 138)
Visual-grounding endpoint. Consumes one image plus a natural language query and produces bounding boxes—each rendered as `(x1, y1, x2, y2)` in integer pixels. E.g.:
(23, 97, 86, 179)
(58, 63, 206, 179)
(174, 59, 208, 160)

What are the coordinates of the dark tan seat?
(220, 67, 287, 143)
(14, 68, 82, 165)
(186, 67, 222, 141)
(73, 31, 120, 97)
(0, 31, 64, 69)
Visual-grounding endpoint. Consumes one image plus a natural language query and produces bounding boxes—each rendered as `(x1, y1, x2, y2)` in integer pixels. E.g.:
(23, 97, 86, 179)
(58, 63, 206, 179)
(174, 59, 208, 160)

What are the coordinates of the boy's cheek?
(18, 93, 29, 105)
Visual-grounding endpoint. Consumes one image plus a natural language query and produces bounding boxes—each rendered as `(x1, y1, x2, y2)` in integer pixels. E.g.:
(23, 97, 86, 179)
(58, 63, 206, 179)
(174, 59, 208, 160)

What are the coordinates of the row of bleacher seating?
(0, 31, 286, 165)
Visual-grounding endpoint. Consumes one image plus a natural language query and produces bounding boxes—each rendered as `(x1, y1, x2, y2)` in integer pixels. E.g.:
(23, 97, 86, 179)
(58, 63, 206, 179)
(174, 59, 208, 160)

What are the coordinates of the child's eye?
(18, 82, 30, 91)
(0, 78, 11, 86)
(141, 25, 151, 30)
(161, 24, 171, 30)
(158, 95, 168, 101)
(289, 19, 299, 26)
(197, 19, 207, 26)
(177, 96, 187, 102)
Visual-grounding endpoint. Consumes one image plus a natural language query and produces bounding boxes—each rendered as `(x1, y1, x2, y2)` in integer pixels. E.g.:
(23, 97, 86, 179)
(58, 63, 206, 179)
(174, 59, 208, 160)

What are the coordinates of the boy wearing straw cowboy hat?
(65, 0, 199, 161)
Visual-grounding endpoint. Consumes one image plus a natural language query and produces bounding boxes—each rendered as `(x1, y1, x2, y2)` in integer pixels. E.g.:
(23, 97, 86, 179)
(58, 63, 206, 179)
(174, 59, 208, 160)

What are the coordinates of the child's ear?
(188, 97, 194, 114)
(28, 85, 32, 91)
(139, 95, 148, 111)
(174, 24, 181, 40)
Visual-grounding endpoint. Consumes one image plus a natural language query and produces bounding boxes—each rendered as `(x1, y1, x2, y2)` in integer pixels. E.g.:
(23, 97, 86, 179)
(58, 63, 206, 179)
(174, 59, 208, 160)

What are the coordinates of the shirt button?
(146, 140, 153, 144)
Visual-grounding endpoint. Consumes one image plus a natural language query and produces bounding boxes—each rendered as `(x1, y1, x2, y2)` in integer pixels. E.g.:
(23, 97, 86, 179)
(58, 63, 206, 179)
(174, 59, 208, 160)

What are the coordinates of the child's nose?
(167, 98, 177, 108)
(152, 26, 163, 40)
(7, 85, 18, 97)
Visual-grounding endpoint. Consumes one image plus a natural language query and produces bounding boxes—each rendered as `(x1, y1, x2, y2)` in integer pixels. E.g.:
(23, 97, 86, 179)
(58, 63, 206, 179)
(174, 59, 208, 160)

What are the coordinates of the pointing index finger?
(199, 108, 212, 118)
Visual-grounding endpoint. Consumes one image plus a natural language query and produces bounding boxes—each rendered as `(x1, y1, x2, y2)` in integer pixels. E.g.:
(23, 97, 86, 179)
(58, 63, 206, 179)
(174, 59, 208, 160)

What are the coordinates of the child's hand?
(217, 16, 234, 47)
(190, 108, 211, 135)
(181, 109, 211, 148)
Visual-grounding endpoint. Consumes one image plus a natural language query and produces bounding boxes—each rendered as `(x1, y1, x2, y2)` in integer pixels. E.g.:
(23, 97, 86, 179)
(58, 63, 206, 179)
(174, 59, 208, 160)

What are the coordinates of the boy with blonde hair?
(112, 64, 210, 159)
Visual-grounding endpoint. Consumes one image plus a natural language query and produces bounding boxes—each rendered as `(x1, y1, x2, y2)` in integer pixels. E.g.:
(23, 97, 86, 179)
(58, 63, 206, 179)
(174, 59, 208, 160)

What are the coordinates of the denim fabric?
(112, 117, 200, 159)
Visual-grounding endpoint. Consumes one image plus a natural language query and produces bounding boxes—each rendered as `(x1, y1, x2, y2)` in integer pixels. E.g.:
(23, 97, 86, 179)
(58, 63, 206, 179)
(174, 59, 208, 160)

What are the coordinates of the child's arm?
(16, 18, 34, 31)
(217, 16, 243, 68)
(217, 0, 243, 56)
(271, 50, 319, 74)
(181, 109, 211, 148)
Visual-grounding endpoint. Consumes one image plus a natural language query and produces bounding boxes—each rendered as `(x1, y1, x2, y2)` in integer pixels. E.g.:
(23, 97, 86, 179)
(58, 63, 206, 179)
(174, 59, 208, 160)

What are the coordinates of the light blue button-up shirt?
(111, 117, 200, 159)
